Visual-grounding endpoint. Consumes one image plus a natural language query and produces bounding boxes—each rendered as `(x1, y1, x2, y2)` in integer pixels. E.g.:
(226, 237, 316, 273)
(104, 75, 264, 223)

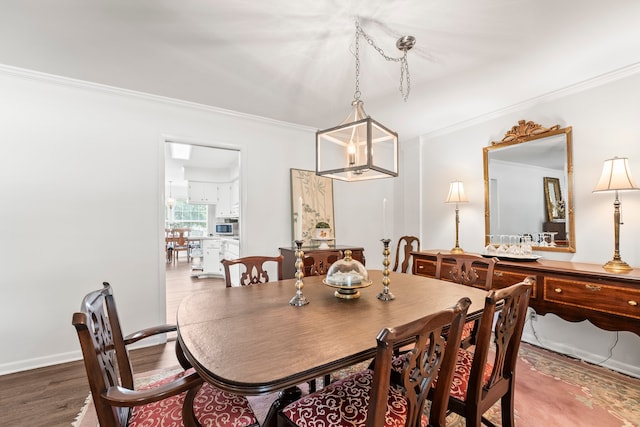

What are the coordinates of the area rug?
(74, 343, 640, 426)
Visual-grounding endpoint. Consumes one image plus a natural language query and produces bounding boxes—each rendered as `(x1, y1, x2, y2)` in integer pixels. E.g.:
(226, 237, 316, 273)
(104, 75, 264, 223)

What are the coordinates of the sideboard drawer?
(492, 269, 537, 298)
(414, 258, 437, 277)
(544, 277, 640, 319)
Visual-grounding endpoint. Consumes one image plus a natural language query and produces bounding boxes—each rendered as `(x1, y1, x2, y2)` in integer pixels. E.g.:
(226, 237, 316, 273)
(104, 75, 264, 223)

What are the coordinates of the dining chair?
(304, 249, 343, 276)
(278, 297, 471, 427)
(222, 255, 284, 287)
(393, 235, 420, 273)
(72, 282, 259, 427)
(435, 252, 499, 348)
(171, 228, 192, 262)
(447, 281, 532, 427)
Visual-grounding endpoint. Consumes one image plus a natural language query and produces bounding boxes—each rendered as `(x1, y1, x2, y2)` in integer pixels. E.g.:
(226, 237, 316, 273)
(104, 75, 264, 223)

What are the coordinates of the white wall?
(0, 68, 319, 373)
(406, 69, 640, 377)
(2, 63, 638, 378)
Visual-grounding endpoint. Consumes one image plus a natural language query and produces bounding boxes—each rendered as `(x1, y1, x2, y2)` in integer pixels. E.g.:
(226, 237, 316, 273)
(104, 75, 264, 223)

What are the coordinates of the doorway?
(164, 141, 241, 322)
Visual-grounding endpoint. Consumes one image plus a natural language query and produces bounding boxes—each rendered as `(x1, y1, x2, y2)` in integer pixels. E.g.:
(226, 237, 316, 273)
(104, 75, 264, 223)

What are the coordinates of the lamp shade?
(445, 181, 469, 203)
(593, 157, 639, 192)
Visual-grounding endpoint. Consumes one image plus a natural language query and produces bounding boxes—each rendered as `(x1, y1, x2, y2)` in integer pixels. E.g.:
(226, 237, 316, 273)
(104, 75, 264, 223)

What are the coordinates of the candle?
(296, 196, 303, 241)
(382, 198, 388, 238)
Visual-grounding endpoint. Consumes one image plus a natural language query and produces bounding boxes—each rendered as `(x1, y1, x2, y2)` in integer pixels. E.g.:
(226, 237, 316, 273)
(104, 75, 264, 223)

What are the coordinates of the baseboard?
(0, 334, 168, 376)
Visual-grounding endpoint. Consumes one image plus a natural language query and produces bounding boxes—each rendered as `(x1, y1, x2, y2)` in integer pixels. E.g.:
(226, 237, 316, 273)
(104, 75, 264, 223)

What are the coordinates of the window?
(166, 201, 208, 233)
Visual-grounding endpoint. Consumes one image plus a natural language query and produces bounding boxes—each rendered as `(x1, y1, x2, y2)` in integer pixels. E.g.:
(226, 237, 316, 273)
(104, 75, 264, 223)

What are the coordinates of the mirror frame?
(483, 120, 575, 253)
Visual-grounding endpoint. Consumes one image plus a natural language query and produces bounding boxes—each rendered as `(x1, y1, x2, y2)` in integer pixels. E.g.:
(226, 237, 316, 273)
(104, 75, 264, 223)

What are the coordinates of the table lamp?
(593, 157, 639, 272)
(445, 180, 469, 254)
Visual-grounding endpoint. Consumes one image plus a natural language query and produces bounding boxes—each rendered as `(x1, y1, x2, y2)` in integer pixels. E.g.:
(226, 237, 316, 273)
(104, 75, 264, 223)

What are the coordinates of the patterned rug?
(74, 343, 640, 426)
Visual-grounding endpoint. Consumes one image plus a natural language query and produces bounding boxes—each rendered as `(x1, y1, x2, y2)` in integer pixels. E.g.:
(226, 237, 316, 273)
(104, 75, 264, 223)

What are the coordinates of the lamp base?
(450, 246, 464, 254)
(602, 259, 633, 273)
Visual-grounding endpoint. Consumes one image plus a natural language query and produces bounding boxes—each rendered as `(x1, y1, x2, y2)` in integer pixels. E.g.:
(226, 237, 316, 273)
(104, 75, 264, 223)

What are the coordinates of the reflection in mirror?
(483, 120, 575, 253)
(543, 177, 564, 221)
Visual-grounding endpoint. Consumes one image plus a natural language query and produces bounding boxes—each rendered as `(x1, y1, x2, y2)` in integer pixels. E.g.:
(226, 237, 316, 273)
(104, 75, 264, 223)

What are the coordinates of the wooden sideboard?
(279, 245, 365, 279)
(412, 250, 640, 336)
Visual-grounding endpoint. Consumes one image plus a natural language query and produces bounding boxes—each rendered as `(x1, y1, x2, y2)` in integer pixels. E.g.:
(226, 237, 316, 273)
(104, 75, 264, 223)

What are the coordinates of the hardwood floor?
(0, 258, 221, 427)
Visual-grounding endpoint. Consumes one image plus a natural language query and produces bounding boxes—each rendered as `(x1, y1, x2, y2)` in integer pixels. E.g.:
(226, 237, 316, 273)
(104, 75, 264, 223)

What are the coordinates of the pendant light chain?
(354, 20, 412, 102)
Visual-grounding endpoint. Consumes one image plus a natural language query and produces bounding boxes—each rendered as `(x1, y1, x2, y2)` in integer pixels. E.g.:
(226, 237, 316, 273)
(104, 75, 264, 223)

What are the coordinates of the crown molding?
(0, 64, 316, 133)
(421, 62, 640, 140)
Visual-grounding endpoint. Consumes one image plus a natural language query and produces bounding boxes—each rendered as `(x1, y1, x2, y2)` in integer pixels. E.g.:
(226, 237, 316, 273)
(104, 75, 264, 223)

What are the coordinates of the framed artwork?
(290, 168, 335, 246)
(543, 177, 565, 221)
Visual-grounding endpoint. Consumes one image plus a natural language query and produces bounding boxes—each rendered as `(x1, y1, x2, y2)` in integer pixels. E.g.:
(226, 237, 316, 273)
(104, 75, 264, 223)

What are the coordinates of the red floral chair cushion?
(129, 368, 259, 427)
(281, 369, 429, 427)
(460, 321, 474, 341)
(448, 347, 493, 401)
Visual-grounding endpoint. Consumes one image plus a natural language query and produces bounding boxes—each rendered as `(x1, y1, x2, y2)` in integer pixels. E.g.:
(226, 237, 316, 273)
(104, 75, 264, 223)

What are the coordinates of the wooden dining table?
(177, 270, 490, 426)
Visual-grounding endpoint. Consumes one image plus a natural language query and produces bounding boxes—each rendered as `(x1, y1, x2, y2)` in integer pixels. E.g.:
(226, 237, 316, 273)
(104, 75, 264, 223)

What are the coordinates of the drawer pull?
(554, 288, 562, 293)
(585, 284, 601, 292)
(418, 265, 424, 269)
(494, 271, 503, 277)
(629, 300, 638, 307)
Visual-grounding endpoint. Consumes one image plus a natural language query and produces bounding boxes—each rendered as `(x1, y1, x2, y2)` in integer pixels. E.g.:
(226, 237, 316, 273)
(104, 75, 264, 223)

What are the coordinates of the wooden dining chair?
(447, 281, 532, 427)
(435, 252, 499, 348)
(222, 255, 284, 287)
(304, 250, 343, 276)
(393, 235, 420, 273)
(72, 282, 259, 427)
(278, 297, 471, 427)
(171, 228, 191, 262)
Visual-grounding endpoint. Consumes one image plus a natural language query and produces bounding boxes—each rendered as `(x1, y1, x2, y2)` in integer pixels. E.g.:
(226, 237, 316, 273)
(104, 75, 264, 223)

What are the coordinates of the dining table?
(177, 270, 490, 427)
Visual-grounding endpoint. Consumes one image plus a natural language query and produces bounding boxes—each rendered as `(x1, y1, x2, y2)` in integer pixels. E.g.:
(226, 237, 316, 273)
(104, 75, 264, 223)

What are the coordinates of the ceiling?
(2, 0, 640, 140)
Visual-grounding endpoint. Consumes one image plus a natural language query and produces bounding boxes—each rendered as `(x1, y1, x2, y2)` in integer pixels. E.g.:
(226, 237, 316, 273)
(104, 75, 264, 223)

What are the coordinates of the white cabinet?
(188, 181, 218, 204)
(202, 239, 223, 276)
(216, 183, 233, 217)
(222, 239, 240, 286)
(230, 179, 240, 217)
(224, 239, 240, 259)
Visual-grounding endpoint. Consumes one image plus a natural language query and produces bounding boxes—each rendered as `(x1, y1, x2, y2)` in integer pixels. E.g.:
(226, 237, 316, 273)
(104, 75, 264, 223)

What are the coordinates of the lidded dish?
(323, 250, 372, 299)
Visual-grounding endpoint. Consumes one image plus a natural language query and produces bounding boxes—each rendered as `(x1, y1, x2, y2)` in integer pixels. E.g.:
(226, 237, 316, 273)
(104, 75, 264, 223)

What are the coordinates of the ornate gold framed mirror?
(483, 120, 575, 252)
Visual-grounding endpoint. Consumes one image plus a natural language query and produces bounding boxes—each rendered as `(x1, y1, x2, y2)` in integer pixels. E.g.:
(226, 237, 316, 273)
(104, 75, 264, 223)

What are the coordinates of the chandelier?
(166, 181, 176, 209)
(316, 20, 415, 181)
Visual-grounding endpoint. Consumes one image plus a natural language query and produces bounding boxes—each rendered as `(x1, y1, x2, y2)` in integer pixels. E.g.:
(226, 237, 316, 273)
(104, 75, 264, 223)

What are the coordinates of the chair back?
(72, 283, 133, 426)
(435, 252, 499, 290)
(466, 281, 533, 414)
(367, 297, 471, 427)
(392, 235, 420, 273)
(222, 255, 284, 287)
(304, 250, 343, 276)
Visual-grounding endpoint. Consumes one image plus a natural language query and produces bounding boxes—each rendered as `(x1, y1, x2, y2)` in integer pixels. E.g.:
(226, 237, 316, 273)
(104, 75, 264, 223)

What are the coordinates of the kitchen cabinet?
(216, 183, 233, 217)
(412, 250, 640, 336)
(222, 239, 240, 286)
(188, 181, 218, 204)
(230, 179, 240, 216)
(201, 239, 223, 276)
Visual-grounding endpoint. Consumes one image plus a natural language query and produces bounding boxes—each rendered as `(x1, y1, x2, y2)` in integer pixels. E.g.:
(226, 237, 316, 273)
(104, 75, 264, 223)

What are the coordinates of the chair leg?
(465, 407, 482, 427)
(501, 385, 516, 427)
(182, 383, 203, 427)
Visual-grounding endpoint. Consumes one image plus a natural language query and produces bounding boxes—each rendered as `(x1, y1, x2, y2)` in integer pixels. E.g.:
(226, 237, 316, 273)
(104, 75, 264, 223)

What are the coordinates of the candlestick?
(382, 198, 388, 238)
(377, 238, 394, 301)
(296, 196, 303, 241)
(289, 240, 310, 306)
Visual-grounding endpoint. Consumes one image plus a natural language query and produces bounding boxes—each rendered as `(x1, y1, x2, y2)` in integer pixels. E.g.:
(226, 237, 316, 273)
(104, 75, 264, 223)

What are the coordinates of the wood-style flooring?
(0, 258, 221, 427)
